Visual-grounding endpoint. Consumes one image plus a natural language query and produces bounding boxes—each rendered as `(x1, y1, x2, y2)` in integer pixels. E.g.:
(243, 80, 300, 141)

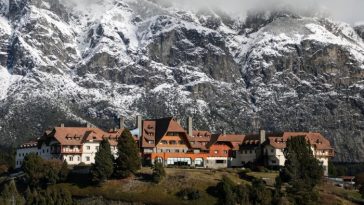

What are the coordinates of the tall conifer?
(92, 138, 114, 183)
(114, 129, 141, 178)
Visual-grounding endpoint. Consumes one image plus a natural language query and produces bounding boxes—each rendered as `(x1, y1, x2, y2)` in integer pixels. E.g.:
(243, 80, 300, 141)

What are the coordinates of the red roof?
(208, 134, 245, 150)
(267, 132, 333, 150)
(42, 127, 122, 146)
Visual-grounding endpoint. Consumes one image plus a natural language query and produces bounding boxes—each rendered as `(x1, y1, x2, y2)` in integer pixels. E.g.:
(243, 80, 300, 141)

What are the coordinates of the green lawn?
(53, 168, 363, 205)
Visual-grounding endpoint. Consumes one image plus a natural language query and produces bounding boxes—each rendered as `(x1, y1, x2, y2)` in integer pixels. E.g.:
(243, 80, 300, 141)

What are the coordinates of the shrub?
(152, 162, 166, 183)
(177, 187, 200, 200)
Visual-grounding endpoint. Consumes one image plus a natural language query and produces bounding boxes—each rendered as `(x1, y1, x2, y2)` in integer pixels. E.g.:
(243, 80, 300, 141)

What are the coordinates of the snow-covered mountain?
(0, 0, 363, 162)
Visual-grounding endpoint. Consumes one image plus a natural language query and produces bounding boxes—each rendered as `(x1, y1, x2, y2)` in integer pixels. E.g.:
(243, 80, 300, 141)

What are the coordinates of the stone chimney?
(87, 122, 92, 128)
(260, 129, 266, 144)
(60, 123, 65, 127)
(136, 115, 142, 137)
(119, 116, 125, 130)
(187, 117, 193, 137)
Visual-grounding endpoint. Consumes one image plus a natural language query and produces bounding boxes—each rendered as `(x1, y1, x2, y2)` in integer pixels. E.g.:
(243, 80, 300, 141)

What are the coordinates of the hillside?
(0, 0, 363, 162)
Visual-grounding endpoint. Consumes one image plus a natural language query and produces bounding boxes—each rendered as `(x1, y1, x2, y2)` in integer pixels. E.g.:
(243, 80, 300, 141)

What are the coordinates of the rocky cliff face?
(0, 0, 363, 162)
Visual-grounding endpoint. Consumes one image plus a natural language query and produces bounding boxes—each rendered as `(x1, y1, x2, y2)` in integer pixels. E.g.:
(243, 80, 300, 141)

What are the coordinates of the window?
(190, 141, 195, 145)
(42, 149, 45, 153)
(169, 140, 177, 145)
(86, 156, 90, 161)
(214, 150, 218, 154)
(223, 150, 228, 154)
(77, 156, 80, 161)
(161, 140, 168, 144)
(179, 140, 185, 144)
(86, 146, 90, 150)
(175, 149, 180, 153)
(167, 132, 180, 136)
(216, 160, 225, 164)
(148, 140, 154, 144)
(166, 149, 170, 153)
(47, 149, 49, 153)
(244, 150, 247, 154)
(249, 150, 253, 154)
(69, 156, 73, 161)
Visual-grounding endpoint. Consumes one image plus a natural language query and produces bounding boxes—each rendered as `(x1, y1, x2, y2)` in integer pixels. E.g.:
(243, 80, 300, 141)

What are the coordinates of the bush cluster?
(177, 187, 200, 200)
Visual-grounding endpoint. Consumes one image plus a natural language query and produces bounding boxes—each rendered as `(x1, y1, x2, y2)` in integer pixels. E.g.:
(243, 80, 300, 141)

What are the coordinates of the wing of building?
(15, 116, 334, 176)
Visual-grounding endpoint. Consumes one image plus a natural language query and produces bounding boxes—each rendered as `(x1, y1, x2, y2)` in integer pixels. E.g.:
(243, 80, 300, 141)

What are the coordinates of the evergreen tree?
(216, 175, 236, 205)
(250, 179, 272, 205)
(280, 136, 323, 205)
(114, 129, 141, 178)
(92, 138, 114, 183)
(0, 179, 25, 205)
(152, 162, 166, 183)
(59, 160, 69, 182)
(22, 153, 45, 187)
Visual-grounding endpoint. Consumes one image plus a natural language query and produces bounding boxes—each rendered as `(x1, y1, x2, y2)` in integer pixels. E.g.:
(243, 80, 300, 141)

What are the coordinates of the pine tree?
(0, 179, 25, 205)
(92, 138, 114, 183)
(114, 129, 141, 178)
(280, 136, 323, 205)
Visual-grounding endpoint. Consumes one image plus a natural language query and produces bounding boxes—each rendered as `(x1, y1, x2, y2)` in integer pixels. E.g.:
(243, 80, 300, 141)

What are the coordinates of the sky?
(167, 0, 364, 25)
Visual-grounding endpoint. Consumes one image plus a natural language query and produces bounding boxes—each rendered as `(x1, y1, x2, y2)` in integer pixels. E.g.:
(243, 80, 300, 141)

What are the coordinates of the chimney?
(136, 115, 142, 137)
(119, 116, 125, 130)
(187, 117, 193, 137)
(177, 119, 181, 125)
(260, 129, 266, 144)
(87, 122, 92, 128)
(60, 123, 65, 127)
(222, 129, 226, 135)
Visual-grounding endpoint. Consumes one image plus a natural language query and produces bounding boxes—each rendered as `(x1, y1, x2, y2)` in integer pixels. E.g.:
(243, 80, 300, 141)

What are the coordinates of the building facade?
(16, 116, 334, 176)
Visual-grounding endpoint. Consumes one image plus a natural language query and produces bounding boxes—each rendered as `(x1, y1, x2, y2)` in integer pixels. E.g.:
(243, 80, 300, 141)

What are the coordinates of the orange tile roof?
(43, 127, 121, 146)
(207, 134, 245, 150)
(267, 132, 333, 150)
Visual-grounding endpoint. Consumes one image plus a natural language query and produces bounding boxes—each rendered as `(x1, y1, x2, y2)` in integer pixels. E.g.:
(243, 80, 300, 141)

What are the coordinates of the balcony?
(61, 149, 82, 154)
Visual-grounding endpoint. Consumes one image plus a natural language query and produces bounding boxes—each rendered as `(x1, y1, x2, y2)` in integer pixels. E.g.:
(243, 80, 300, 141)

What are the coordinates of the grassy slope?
(54, 168, 362, 205)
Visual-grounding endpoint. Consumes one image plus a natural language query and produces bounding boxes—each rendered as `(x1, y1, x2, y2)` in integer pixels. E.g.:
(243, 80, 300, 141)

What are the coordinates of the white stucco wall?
(15, 147, 38, 168)
(265, 145, 286, 166)
(81, 142, 99, 164)
(206, 157, 228, 169)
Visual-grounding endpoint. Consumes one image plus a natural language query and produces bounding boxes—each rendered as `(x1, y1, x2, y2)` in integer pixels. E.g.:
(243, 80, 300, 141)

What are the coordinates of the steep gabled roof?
(141, 117, 191, 148)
